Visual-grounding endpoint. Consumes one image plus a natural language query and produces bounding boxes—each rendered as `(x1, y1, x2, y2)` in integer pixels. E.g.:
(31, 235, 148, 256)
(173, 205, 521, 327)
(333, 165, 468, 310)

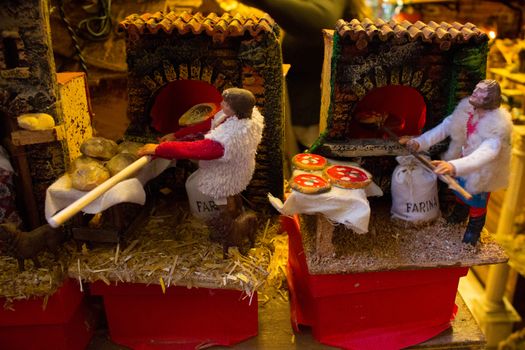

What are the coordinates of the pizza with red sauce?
(292, 153, 328, 171)
(323, 165, 372, 189)
(290, 173, 331, 194)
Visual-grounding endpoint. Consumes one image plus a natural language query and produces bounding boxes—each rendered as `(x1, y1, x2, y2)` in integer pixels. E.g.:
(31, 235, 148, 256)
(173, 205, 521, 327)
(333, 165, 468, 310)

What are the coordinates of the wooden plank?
(320, 30, 334, 134)
(72, 227, 120, 243)
(317, 139, 406, 157)
(10, 126, 65, 146)
(71, 204, 147, 244)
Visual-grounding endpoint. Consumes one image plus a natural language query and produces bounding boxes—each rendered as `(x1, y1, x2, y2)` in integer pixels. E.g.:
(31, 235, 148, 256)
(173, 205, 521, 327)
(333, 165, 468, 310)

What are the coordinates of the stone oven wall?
(120, 12, 285, 206)
(0, 0, 66, 227)
(316, 19, 489, 154)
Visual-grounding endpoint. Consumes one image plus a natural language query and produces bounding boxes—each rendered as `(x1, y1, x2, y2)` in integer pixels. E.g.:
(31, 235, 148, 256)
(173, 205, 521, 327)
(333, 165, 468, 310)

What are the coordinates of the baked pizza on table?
(323, 165, 372, 189)
(291, 153, 328, 171)
(290, 173, 331, 194)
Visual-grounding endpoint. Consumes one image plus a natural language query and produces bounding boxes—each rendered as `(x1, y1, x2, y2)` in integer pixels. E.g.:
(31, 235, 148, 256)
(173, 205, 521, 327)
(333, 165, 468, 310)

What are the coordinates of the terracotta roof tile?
(379, 25, 394, 41)
(336, 18, 488, 50)
(119, 11, 276, 42)
(412, 21, 426, 30)
(406, 25, 420, 39)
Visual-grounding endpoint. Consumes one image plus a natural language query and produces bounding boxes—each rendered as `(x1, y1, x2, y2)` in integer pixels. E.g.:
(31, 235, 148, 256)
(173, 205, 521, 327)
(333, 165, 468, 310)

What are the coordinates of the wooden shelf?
(10, 125, 65, 146)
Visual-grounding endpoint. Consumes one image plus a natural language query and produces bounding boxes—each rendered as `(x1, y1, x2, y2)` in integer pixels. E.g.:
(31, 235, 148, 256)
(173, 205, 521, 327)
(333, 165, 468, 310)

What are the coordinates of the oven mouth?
(347, 85, 427, 140)
(147, 79, 222, 134)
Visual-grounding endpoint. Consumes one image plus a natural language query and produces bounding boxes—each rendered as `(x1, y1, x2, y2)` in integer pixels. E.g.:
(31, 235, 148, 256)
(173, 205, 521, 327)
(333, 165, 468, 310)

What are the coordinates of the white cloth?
(45, 158, 173, 220)
(414, 98, 512, 194)
(268, 160, 383, 234)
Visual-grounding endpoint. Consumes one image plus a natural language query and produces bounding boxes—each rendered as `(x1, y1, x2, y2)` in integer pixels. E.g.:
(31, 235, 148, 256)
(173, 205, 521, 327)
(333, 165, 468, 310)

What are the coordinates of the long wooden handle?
(410, 152, 473, 200)
(382, 126, 473, 200)
(48, 155, 152, 228)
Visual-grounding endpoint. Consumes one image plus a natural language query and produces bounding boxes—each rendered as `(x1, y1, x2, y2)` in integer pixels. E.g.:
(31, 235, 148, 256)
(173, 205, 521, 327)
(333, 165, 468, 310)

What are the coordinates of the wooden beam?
(10, 125, 65, 146)
(316, 139, 407, 157)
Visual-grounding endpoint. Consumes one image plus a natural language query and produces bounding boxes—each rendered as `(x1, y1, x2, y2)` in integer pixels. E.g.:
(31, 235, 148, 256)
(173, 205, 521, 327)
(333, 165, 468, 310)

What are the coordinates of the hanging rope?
(57, 0, 88, 74)
(77, 0, 113, 41)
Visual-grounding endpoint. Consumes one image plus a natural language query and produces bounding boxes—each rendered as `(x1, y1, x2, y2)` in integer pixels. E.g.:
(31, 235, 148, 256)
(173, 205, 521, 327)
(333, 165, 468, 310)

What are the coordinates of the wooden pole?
(48, 155, 151, 228)
(382, 126, 472, 200)
(4, 139, 41, 229)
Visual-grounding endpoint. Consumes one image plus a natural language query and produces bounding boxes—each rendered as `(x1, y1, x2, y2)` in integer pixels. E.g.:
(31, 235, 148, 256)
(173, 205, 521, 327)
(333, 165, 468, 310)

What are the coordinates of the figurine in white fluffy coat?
(138, 88, 264, 255)
(402, 80, 512, 245)
(140, 88, 264, 201)
(196, 105, 264, 200)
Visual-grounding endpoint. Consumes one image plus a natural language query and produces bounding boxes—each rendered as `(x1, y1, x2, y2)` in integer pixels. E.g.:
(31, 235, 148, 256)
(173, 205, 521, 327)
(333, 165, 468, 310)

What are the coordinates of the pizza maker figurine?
(138, 88, 265, 257)
(400, 80, 513, 245)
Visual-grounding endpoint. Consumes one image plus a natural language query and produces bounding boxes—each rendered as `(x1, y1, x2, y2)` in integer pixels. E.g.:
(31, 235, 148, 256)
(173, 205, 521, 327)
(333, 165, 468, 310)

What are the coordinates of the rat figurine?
(0, 223, 64, 271)
(220, 195, 258, 258)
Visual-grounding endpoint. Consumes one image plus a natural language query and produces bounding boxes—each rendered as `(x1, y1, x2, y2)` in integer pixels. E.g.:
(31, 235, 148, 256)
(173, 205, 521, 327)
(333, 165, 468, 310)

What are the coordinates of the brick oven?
(314, 18, 488, 167)
(118, 12, 285, 206)
(284, 20, 505, 350)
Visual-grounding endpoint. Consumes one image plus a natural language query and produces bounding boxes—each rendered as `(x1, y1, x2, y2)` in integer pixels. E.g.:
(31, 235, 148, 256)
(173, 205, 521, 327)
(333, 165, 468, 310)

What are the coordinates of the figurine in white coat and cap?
(400, 80, 512, 245)
(138, 88, 264, 255)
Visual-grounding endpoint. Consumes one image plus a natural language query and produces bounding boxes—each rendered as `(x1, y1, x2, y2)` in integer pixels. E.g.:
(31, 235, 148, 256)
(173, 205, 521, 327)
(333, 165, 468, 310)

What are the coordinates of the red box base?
(0, 279, 94, 350)
(90, 281, 258, 349)
(282, 216, 469, 350)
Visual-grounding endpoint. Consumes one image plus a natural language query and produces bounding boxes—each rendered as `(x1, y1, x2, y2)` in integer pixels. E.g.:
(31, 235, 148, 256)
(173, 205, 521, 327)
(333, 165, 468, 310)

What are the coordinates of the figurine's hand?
(159, 133, 176, 142)
(431, 160, 456, 176)
(137, 144, 159, 156)
(399, 136, 420, 152)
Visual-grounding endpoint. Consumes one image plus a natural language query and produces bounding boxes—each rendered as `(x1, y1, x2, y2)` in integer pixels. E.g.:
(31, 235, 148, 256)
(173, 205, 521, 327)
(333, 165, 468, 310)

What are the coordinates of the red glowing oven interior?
(149, 80, 223, 134)
(347, 85, 427, 139)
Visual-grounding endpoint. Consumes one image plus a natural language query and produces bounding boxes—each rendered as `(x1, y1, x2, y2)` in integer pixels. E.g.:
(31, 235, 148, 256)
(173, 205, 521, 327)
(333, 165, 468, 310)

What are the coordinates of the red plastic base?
(0, 279, 94, 350)
(282, 216, 468, 350)
(90, 282, 258, 349)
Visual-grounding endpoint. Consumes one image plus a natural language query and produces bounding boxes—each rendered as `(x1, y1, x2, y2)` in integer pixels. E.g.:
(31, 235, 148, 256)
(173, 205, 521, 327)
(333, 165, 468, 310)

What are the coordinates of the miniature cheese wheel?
(80, 137, 118, 160)
(291, 153, 328, 171)
(323, 165, 372, 189)
(106, 153, 138, 176)
(290, 173, 331, 194)
(70, 161, 110, 191)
